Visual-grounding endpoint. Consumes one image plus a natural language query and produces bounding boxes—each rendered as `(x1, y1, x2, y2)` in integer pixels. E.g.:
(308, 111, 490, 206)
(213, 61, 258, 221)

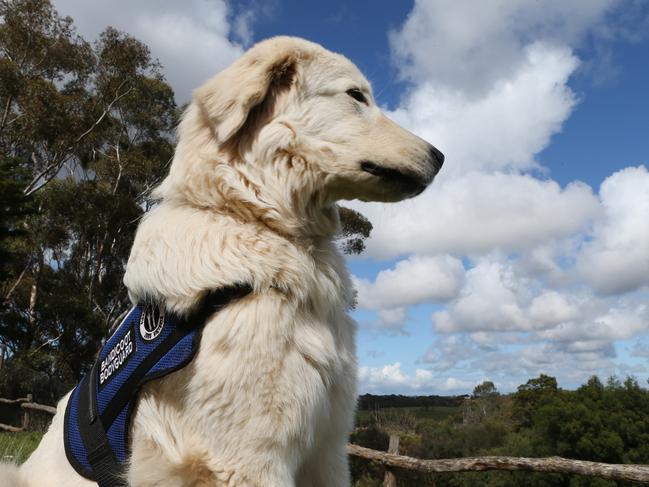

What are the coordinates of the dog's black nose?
(429, 145, 445, 170)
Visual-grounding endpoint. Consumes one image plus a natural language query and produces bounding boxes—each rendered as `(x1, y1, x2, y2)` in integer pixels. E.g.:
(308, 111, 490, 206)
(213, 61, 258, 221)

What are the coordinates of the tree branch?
(2, 261, 30, 301)
(28, 333, 63, 356)
(134, 155, 173, 203)
(347, 444, 649, 483)
(112, 142, 122, 195)
(0, 95, 13, 133)
(22, 82, 134, 196)
(108, 308, 129, 336)
(0, 46, 14, 62)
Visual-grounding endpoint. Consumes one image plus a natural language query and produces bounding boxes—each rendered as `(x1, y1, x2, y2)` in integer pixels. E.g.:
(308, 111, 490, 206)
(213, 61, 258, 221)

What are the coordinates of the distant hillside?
(357, 393, 468, 410)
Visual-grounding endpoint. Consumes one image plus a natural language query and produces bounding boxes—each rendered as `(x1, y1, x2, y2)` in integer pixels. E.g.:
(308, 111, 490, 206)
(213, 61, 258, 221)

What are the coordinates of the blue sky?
(53, 0, 649, 395)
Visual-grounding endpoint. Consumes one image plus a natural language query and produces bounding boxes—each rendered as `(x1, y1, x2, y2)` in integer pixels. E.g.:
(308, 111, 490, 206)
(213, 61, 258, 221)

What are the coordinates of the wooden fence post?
(22, 393, 32, 430)
(384, 434, 400, 487)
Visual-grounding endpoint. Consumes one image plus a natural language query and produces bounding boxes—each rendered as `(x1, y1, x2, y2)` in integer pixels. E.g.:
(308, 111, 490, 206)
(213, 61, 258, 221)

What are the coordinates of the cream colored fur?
(7, 36, 441, 486)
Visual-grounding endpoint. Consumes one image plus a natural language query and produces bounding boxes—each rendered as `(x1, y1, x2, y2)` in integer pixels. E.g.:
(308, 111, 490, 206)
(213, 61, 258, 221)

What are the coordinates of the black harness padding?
(64, 284, 252, 487)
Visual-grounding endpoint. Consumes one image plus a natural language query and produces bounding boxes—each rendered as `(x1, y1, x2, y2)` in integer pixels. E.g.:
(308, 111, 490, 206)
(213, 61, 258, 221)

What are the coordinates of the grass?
(0, 431, 43, 464)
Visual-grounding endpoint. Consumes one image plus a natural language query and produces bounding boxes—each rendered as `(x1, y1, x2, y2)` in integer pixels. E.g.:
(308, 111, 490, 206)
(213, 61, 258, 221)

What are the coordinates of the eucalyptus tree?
(0, 0, 177, 400)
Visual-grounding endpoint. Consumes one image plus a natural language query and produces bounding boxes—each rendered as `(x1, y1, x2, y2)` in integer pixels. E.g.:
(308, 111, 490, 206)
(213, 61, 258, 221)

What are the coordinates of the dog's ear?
(194, 40, 300, 144)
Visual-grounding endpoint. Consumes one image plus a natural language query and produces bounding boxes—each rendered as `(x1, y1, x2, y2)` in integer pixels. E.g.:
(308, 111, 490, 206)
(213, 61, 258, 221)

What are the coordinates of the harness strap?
(77, 362, 126, 487)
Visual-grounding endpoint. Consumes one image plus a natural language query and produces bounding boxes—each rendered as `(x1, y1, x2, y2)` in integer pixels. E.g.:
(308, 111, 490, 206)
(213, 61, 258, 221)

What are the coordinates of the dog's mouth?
(360, 160, 429, 197)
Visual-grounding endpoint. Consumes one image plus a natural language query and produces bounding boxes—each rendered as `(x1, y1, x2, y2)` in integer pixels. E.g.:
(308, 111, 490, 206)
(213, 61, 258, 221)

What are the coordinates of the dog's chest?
(185, 246, 355, 403)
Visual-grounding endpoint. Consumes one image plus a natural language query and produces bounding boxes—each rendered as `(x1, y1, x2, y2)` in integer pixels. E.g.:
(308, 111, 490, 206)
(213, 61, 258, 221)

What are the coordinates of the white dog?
(3, 36, 443, 487)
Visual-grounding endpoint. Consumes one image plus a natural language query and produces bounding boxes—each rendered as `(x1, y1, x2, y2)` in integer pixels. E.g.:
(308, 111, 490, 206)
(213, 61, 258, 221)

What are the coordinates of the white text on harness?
(99, 329, 135, 387)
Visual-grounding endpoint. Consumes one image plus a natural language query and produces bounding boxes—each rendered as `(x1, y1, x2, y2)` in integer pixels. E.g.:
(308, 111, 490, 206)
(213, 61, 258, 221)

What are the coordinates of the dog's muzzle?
(360, 143, 444, 197)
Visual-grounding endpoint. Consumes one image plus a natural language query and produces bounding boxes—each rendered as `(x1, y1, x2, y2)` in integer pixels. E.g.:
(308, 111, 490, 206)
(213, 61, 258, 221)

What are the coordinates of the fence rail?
(2, 396, 649, 484)
(0, 394, 56, 432)
(349, 439, 649, 484)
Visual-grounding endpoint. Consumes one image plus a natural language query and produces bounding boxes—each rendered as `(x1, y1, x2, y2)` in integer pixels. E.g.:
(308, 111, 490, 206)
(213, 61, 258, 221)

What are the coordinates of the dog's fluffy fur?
(4, 37, 440, 486)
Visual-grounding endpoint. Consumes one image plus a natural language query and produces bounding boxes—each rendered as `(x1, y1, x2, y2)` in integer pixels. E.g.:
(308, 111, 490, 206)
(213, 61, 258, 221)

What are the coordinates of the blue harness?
(64, 285, 251, 487)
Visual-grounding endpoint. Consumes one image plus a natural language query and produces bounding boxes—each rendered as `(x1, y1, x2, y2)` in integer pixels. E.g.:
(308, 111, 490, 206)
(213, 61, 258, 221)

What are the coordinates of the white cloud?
(390, 0, 615, 94)
(232, 9, 256, 46)
(512, 238, 581, 287)
(353, 254, 465, 334)
(440, 377, 473, 392)
(433, 259, 528, 333)
(353, 255, 465, 310)
(529, 290, 581, 327)
(577, 166, 649, 295)
(52, 0, 247, 101)
(356, 307, 410, 336)
(357, 307, 409, 336)
(430, 255, 649, 339)
(415, 325, 629, 388)
(517, 342, 616, 378)
(415, 334, 623, 390)
(351, 172, 600, 259)
(358, 362, 422, 391)
(538, 303, 649, 343)
(418, 335, 486, 371)
(387, 43, 580, 176)
(377, 308, 407, 329)
(358, 362, 472, 394)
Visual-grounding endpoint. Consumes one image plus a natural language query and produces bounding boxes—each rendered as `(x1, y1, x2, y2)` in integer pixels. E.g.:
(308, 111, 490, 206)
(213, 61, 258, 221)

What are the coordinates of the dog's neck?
(124, 201, 353, 315)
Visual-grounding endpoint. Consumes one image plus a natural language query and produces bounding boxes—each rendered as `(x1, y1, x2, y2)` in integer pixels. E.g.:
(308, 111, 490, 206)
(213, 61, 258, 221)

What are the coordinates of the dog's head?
(158, 37, 443, 232)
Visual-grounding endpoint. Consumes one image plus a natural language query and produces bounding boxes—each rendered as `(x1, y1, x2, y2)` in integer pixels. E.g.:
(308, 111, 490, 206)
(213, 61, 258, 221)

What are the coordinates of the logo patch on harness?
(99, 328, 135, 389)
(139, 304, 165, 341)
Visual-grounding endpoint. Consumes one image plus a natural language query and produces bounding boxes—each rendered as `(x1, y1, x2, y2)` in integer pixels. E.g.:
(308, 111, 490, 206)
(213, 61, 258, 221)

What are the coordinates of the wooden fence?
(2, 397, 649, 485)
(350, 434, 649, 485)
(0, 395, 57, 432)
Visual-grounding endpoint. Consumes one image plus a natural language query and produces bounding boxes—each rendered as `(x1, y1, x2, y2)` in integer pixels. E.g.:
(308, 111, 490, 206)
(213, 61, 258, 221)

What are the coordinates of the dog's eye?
(346, 88, 368, 105)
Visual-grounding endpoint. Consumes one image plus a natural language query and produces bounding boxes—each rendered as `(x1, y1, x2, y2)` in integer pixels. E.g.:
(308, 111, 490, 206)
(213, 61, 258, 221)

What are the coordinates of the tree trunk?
(27, 253, 43, 331)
